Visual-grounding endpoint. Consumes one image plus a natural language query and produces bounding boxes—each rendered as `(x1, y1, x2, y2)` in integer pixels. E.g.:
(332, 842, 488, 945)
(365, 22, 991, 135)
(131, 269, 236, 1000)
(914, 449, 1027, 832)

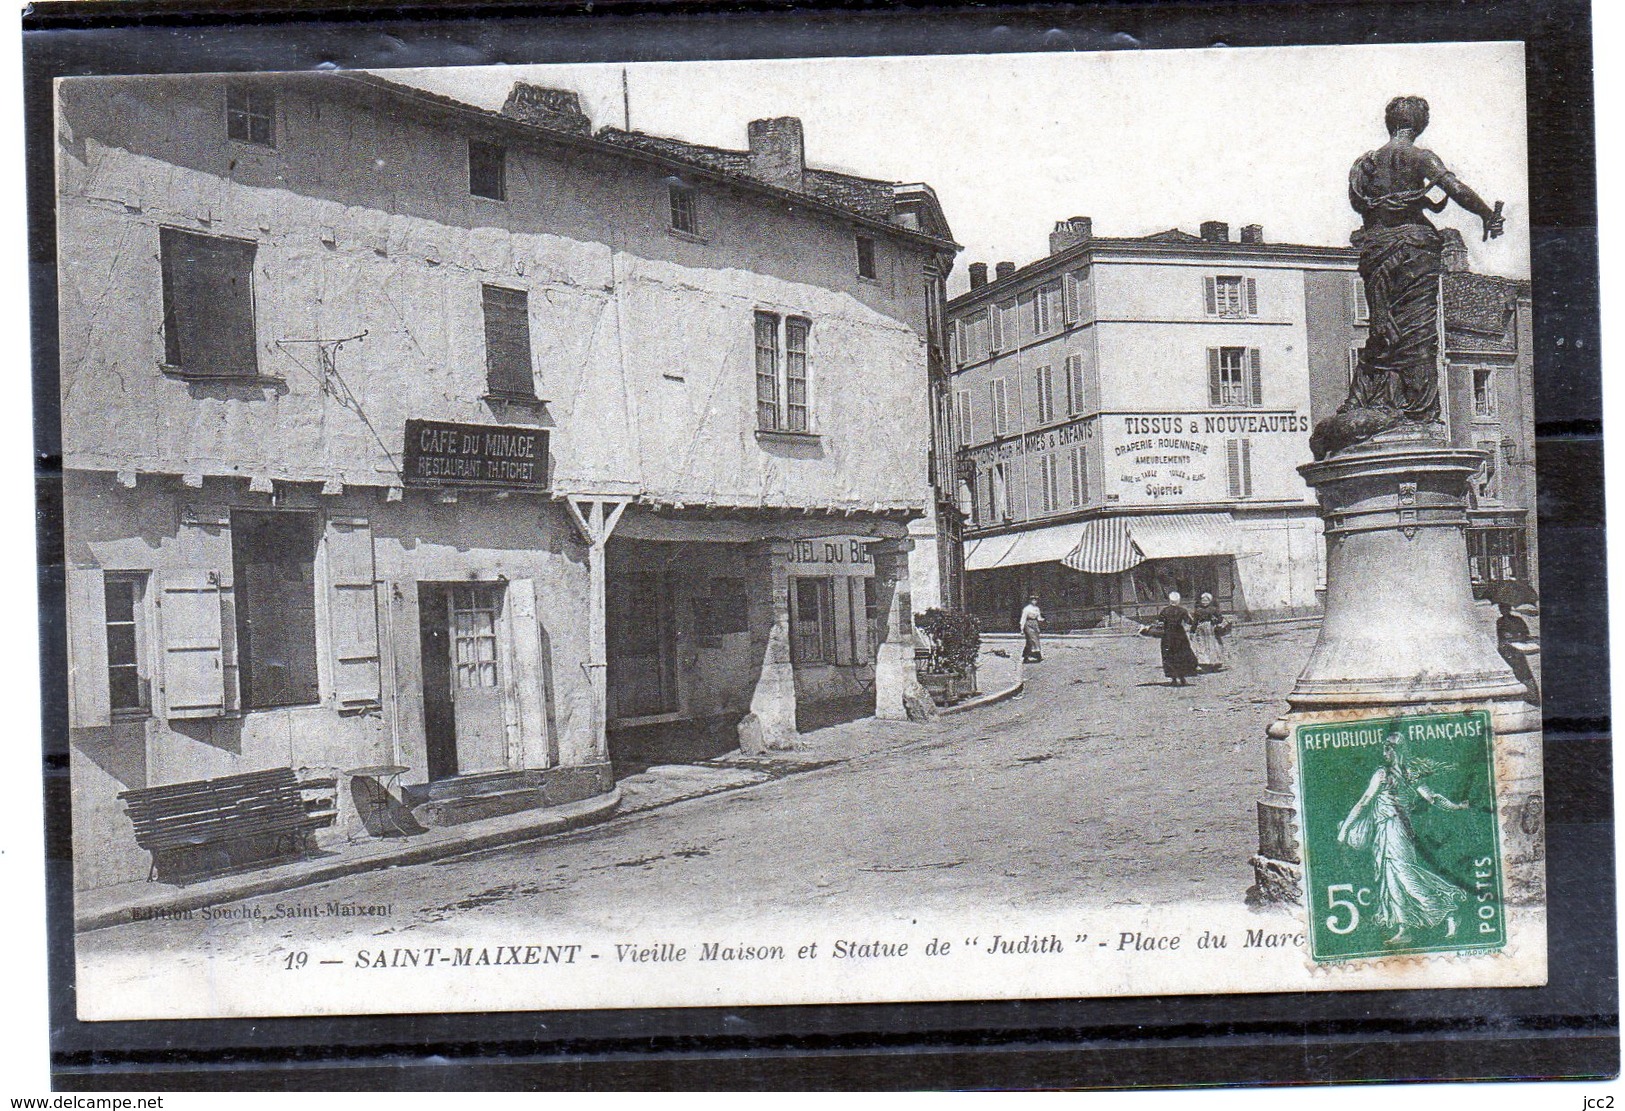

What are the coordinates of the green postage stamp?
(1296, 711, 1505, 963)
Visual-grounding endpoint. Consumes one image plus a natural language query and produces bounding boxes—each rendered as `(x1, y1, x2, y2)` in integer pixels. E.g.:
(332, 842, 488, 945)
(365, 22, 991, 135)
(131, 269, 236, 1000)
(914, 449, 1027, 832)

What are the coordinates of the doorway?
(606, 544, 679, 721)
(418, 583, 508, 781)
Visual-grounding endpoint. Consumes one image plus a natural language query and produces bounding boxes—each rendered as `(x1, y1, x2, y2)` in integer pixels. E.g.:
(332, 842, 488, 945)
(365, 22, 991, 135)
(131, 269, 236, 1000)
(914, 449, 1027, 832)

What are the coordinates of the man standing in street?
(1020, 595, 1046, 663)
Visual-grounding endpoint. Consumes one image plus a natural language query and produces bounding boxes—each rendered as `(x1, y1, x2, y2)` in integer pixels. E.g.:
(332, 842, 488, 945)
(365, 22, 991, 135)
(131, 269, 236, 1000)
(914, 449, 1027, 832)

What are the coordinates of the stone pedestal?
(1250, 435, 1545, 905)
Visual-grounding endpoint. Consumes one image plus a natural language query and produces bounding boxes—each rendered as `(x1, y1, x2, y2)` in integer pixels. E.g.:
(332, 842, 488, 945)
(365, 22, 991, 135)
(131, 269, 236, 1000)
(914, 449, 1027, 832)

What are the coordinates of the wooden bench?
(118, 768, 337, 884)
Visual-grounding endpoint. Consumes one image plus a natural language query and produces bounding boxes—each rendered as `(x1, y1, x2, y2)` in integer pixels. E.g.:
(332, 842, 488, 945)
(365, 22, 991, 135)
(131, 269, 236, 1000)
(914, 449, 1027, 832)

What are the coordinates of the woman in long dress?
(1145, 591, 1199, 687)
(1188, 592, 1230, 671)
(1337, 733, 1469, 945)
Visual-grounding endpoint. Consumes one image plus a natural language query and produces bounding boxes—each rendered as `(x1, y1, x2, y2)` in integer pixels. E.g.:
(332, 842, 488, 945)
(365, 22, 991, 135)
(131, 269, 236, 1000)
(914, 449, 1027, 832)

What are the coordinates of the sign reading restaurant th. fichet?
(402, 419, 549, 490)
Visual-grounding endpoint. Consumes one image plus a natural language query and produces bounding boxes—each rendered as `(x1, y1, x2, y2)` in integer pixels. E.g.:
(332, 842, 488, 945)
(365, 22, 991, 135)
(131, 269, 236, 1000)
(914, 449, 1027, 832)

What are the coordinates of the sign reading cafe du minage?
(402, 419, 550, 490)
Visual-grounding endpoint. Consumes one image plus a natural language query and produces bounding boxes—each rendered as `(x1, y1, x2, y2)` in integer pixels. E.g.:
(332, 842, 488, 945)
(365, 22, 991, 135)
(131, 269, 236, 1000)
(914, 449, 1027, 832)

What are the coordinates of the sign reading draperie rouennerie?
(403, 419, 549, 489)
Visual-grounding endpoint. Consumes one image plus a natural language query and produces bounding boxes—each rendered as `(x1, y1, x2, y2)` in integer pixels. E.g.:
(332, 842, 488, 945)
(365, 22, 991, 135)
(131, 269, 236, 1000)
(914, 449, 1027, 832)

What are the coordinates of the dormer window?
(469, 140, 507, 201)
(669, 183, 700, 236)
(225, 85, 275, 147)
(855, 235, 877, 280)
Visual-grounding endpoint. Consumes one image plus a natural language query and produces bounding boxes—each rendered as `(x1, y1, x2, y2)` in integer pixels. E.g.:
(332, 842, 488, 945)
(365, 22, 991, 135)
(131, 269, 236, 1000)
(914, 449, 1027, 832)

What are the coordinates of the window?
(1036, 281, 1063, 334)
(1205, 274, 1257, 318)
(104, 574, 150, 715)
(1034, 365, 1055, 425)
(1473, 367, 1497, 417)
(1069, 444, 1087, 506)
(1225, 439, 1254, 498)
(1351, 275, 1370, 324)
(995, 299, 1022, 350)
(1468, 527, 1528, 585)
(1476, 439, 1501, 501)
(1348, 346, 1363, 389)
(991, 462, 1011, 519)
(754, 312, 812, 432)
(482, 285, 535, 398)
(450, 585, 501, 690)
(989, 377, 1010, 437)
(669, 184, 700, 235)
(1066, 353, 1087, 415)
(957, 389, 976, 445)
(963, 311, 990, 363)
(468, 139, 507, 201)
(694, 578, 749, 636)
(790, 577, 836, 664)
(160, 227, 259, 379)
(231, 510, 320, 710)
(855, 235, 877, 280)
(225, 85, 274, 146)
(1064, 268, 1089, 323)
(1039, 454, 1060, 513)
(1208, 347, 1262, 407)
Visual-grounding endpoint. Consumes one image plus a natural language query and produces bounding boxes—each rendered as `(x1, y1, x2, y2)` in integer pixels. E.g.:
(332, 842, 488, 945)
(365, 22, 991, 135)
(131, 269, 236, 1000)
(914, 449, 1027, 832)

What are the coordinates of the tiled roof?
(594, 127, 898, 223)
(1444, 271, 1523, 343)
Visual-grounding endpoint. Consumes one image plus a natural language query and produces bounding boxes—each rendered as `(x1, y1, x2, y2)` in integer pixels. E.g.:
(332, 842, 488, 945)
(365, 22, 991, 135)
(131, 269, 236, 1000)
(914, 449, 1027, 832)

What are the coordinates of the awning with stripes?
(1124, 512, 1243, 561)
(1061, 517, 1138, 574)
(965, 521, 1089, 570)
(969, 512, 1243, 575)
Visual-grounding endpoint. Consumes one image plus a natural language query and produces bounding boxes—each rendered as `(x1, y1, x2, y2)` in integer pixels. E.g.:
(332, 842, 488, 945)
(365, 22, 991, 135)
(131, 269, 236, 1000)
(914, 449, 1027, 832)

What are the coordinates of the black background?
(27, 0, 1613, 1090)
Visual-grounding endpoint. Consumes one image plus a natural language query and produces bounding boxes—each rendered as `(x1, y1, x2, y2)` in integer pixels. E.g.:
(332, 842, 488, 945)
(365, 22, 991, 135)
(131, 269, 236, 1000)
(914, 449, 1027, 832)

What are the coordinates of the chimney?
(1200, 221, 1230, 244)
(1049, 216, 1094, 255)
(995, 261, 1016, 282)
(968, 263, 988, 290)
(747, 117, 805, 192)
(500, 83, 591, 135)
(1240, 224, 1264, 245)
(1440, 227, 1470, 272)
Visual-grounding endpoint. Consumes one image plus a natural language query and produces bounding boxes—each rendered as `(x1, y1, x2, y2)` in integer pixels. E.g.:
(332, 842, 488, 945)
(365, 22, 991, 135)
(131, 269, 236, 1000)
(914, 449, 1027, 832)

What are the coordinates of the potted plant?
(913, 608, 982, 705)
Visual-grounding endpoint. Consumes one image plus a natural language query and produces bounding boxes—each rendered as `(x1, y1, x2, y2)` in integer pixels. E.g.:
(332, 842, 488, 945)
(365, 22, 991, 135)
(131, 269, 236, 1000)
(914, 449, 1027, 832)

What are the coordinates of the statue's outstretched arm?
(1420, 148, 1505, 238)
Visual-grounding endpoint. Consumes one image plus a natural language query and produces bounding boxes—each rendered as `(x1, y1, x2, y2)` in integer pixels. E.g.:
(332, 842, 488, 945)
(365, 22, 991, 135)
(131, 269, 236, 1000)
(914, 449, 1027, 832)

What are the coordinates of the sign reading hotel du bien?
(402, 419, 550, 490)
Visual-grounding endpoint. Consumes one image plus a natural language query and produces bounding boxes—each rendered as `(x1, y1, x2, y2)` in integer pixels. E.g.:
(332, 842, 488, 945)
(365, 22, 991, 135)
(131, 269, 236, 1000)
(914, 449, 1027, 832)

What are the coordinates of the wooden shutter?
(832, 577, 856, 666)
(66, 568, 110, 728)
(483, 285, 535, 397)
(957, 390, 974, 445)
(1351, 275, 1369, 322)
(1241, 439, 1253, 496)
(160, 227, 258, 378)
(1226, 440, 1242, 498)
(1203, 276, 1218, 315)
(159, 569, 228, 719)
(1208, 348, 1223, 405)
(848, 578, 872, 664)
(1245, 277, 1258, 316)
(326, 516, 380, 708)
(1347, 347, 1361, 388)
(990, 302, 1004, 350)
(1248, 348, 1263, 406)
(1063, 272, 1078, 322)
(1036, 366, 1052, 424)
(1070, 445, 1086, 506)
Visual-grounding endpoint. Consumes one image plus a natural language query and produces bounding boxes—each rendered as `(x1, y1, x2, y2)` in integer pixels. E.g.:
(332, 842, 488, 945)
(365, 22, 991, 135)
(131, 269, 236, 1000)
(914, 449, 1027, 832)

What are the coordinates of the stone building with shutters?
(945, 218, 1366, 633)
(57, 72, 955, 890)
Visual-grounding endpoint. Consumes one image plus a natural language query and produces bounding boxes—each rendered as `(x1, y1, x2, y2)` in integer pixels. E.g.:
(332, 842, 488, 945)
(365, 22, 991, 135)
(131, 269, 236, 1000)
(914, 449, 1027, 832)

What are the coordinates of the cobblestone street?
(80, 621, 1320, 967)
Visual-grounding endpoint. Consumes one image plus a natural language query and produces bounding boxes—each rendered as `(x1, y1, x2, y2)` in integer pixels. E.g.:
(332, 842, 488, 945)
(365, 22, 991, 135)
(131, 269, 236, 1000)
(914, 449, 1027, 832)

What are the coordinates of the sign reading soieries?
(1295, 711, 1505, 963)
(403, 419, 549, 490)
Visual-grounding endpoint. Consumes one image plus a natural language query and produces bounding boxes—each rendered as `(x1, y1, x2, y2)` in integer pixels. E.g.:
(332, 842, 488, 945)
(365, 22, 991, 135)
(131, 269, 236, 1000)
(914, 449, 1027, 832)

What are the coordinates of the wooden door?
(448, 584, 507, 774)
(607, 561, 678, 720)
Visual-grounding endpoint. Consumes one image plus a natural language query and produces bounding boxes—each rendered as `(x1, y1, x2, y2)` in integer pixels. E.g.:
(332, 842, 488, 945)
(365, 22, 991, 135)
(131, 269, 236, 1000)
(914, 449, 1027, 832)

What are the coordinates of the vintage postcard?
(55, 41, 1547, 1021)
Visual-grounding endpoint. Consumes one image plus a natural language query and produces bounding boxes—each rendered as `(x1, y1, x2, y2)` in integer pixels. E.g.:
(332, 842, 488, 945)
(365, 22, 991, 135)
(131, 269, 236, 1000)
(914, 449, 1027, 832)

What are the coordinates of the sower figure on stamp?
(1312, 95, 1505, 459)
(1337, 730, 1470, 946)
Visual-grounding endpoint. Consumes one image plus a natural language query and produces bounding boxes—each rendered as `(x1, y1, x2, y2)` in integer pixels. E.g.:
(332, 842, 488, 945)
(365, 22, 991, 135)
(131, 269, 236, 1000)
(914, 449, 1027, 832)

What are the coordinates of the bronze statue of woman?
(1311, 96, 1505, 459)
